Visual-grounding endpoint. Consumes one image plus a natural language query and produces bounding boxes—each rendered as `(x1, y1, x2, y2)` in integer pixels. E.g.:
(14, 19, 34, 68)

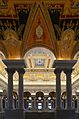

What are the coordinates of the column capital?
(5, 68, 15, 74)
(54, 68, 62, 75)
(64, 68, 73, 75)
(17, 68, 25, 75)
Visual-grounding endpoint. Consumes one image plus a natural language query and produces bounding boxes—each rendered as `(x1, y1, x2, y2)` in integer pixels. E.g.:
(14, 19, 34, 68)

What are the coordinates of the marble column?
(64, 69, 72, 109)
(2, 60, 26, 119)
(54, 68, 62, 110)
(18, 69, 25, 109)
(6, 68, 15, 109)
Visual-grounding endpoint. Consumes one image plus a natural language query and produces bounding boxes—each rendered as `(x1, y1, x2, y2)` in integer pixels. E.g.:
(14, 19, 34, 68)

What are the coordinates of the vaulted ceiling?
(0, 0, 78, 59)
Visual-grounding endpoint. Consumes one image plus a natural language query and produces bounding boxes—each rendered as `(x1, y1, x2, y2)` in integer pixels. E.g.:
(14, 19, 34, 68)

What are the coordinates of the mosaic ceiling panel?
(0, 0, 78, 41)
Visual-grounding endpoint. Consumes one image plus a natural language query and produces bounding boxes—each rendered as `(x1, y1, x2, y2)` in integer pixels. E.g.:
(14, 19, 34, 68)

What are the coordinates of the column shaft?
(6, 68, 15, 109)
(18, 69, 25, 109)
(54, 69, 61, 109)
(65, 69, 72, 109)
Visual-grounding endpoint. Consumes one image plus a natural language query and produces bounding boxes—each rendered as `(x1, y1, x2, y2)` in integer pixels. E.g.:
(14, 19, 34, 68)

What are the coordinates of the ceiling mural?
(0, 0, 78, 59)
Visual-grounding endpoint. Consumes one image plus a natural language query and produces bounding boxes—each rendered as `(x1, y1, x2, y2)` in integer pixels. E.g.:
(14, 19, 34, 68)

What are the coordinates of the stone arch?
(3, 89, 7, 98)
(24, 47, 56, 58)
(13, 91, 17, 98)
(0, 51, 5, 59)
(23, 47, 56, 69)
(71, 42, 79, 59)
(0, 41, 8, 58)
(22, 44, 57, 58)
(72, 50, 79, 77)
(36, 91, 44, 98)
(49, 91, 56, 100)
(61, 91, 66, 100)
(73, 51, 79, 60)
(23, 91, 31, 98)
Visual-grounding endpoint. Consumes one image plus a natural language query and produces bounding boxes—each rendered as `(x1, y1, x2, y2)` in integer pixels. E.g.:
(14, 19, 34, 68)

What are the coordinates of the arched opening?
(72, 93, 77, 110)
(73, 51, 79, 79)
(2, 90, 7, 110)
(61, 92, 66, 109)
(24, 47, 56, 69)
(23, 92, 32, 110)
(0, 52, 7, 110)
(73, 51, 79, 60)
(48, 92, 56, 110)
(13, 91, 17, 109)
(36, 91, 44, 110)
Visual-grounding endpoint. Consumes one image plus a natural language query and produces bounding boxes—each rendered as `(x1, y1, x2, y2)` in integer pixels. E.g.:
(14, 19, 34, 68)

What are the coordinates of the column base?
(4, 109, 25, 119)
(55, 109, 75, 119)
